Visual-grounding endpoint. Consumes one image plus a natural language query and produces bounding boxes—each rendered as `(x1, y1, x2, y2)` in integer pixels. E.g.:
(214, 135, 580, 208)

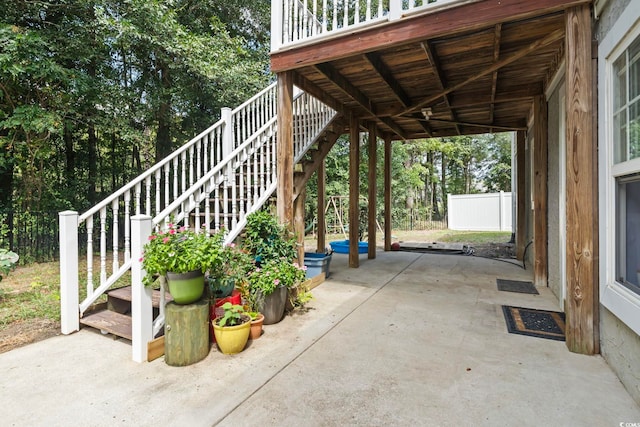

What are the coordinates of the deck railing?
(59, 83, 337, 362)
(271, 0, 469, 50)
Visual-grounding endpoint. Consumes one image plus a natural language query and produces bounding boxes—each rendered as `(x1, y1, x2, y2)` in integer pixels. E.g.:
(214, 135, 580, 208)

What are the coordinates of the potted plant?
(212, 302, 251, 354)
(207, 242, 253, 299)
(0, 248, 19, 282)
(141, 223, 223, 304)
(247, 257, 307, 325)
(243, 210, 297, 265)
(239, 281, 265, 339)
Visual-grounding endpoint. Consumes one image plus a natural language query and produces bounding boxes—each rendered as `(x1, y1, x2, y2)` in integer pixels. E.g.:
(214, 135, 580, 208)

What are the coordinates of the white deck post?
(131, 215, 153, 363)
(59, 211, 79, 335)
(389, 0, 402, 20)
(271, 0, 283, 51)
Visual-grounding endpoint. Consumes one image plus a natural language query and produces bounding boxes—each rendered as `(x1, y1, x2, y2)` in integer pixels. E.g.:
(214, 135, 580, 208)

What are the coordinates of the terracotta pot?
(249, 313, 264, 339)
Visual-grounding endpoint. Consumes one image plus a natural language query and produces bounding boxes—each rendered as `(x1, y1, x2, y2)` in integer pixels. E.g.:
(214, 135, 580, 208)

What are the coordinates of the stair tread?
(80, 310, 132, 341)
(108, 286, 173, 307)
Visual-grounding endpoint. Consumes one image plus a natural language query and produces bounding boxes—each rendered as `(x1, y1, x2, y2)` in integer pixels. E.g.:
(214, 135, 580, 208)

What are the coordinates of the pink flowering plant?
(247, 257, 307, 297)
(141, 223, 223, 286)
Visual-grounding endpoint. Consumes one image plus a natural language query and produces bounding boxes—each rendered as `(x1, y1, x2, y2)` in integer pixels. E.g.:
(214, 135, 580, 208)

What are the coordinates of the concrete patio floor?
(2, 251, 639, 426)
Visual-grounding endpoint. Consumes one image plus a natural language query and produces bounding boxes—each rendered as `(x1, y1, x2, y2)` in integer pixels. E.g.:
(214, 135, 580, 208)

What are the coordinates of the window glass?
(616, 176, 640, 293)
(613, 33, 640, 163)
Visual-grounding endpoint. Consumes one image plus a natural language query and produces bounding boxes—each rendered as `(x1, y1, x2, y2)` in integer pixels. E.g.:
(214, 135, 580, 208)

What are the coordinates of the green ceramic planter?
(166, 270, 205, 304)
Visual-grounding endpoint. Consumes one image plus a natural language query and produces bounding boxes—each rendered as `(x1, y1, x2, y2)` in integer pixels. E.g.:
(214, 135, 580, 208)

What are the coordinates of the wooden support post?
(384, 136, 392, 251)
(368, 122, 377, 259)
(565, 5, 598, 355)
(516, 131, 526, 260)
(317, 159, 326, 253)
(349, 115, 360, 268)
(277, 71, 294, 228)
(533, 95, 548, 288)
(294, 187, 306, 264)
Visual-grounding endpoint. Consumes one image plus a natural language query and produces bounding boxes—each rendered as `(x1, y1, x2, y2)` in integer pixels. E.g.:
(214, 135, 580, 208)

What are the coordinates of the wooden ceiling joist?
(489, 23, 502, 127)
(399, 28, 564, 117)
(313, 63, 408, 140)
(421, 40, 460, 135)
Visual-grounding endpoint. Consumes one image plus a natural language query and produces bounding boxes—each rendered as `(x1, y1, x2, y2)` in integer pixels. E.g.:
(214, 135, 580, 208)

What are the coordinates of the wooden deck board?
(80, 311, 132, 341)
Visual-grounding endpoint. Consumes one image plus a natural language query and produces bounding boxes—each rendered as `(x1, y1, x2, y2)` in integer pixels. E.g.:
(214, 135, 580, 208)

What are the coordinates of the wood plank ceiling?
(272, 4, 571, 140)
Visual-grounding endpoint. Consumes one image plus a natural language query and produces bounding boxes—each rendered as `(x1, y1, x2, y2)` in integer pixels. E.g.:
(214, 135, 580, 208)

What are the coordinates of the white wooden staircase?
(59, 83, 339, 361)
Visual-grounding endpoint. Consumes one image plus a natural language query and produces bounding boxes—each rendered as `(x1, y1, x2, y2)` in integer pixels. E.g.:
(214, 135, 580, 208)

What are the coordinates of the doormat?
(501, 305, 565, 341)
(497, 279, 539, 295)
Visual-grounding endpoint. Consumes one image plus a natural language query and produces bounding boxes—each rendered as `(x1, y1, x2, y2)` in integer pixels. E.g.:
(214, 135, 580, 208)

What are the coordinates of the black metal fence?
(0, 210, 60, 263)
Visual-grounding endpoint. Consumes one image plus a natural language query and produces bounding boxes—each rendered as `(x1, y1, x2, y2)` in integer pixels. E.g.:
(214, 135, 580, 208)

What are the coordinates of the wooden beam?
(415, 117, 527, 132)
(271, 0, 588, 72)
(400, 28, 565, 116)
(364, 52, 412, 107)
(421, 41, 461, 135)
(317, 159, 326, 253)
(277, 72, 294, 227)
(384, 136, 392, 251)
(516, 130, 527, 260)
(367, 122, 377, 259)
(349, 114, 360, 268)
(294, 187, 306, 264)
(565, 5, 598, 355)
(533, 95, 548, 288)
(363, 52, 435, 137)
(489, 24, 503, 126)
(313, 63, 408, 140)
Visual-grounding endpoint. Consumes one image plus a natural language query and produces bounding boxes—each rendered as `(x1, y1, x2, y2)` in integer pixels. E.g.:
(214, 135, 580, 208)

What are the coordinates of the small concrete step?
(80, 310, 132, 341)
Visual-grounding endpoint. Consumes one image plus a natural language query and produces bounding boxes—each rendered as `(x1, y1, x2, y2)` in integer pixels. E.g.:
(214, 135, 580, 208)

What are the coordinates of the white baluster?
(173, 157, 179, 203)
(253, 145, 259, 204)
(343, 0, 349, 28)
(164, 164, 170, 209)
(378, 0, 383, 17)
(214, 181, 221, 231)
(312, 0, 318, 35)
(145, 177, 152, 216)
(181, 151, 187, 194)
(155, 169, 161, 217)
(355, 0, 360, 24)
(59, 211, 79, 334)
(390, 0, 402, 20)
(99, 208, 107, 285)
(86, 216, 94, 296)
(124, 190, 131, 262)
(271, 0, 284, 51)
(323, 0, 328, 32)
(112, 199, 119, 273)
(135, 183, 141, 216)
(366, 0, 372, 20)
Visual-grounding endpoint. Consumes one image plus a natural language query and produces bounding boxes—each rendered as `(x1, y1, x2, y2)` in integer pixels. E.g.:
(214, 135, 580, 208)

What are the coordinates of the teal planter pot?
(166, 270, 205, 304)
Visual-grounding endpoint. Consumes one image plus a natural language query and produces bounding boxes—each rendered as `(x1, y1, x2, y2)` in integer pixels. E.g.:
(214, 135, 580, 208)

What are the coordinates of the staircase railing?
(271, 0, 470, 51)
(59, 84, 337, 361)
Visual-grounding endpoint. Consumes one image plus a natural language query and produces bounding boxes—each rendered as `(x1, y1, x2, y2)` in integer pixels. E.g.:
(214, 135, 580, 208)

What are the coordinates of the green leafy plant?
(141, 223, 223, 286)
(247, 258, 306, 296)
(0, 248, 19, 282)
(243, 211, 297, 264)
(215, 302, 249, 327)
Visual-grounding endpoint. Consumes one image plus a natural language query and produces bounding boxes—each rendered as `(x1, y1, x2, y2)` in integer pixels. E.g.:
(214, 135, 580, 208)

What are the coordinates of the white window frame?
(599, 3, 640, 335)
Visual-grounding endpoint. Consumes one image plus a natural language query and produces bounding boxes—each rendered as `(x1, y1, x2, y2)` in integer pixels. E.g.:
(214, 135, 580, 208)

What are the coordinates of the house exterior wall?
(596, 0, 640, 405)
(547, 81, 565, 308)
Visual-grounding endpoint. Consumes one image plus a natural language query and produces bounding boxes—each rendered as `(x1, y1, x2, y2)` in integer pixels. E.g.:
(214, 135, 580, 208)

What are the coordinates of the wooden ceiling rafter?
(420, 40, 461, 135)
(363, 52, 434, 137)
(291, 72, 388, 140)
(416, 117, 527, 131)
(489, 23, 503, 130)
(398, 27, 565, 117)
(313, 62, 409, 140)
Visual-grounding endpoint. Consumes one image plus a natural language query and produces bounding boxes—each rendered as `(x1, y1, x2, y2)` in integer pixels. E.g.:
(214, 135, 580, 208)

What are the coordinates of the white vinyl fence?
(447, 191, 512, 231)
